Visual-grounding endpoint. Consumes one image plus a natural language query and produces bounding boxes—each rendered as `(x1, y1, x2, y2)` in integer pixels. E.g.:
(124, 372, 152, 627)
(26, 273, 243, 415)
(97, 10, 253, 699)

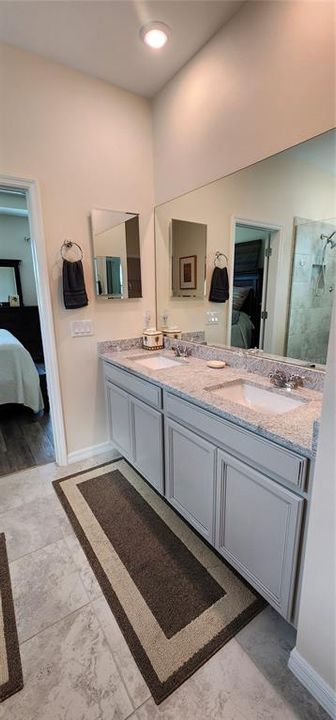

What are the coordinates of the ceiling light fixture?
(140, 21, 171, 50)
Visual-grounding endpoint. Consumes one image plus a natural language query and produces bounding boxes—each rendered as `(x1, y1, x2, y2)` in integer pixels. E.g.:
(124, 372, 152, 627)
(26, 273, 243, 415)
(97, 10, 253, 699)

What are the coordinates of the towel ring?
(61, 240, 83, 261)
(214, 251, 228, 268)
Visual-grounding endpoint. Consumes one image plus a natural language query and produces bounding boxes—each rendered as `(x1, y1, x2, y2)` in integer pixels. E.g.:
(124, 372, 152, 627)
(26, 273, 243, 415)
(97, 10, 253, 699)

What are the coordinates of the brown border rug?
(53, 460, 265, 704)
(0, 533, 23, 702)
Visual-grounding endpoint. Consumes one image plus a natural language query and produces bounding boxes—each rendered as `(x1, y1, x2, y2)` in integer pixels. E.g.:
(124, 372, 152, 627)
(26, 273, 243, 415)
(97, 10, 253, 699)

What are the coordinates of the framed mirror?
(0, 259, 23, 306)
(170, 219, 207, 298)
(155, 129, 336, 368)
(91, 208, 142, 299)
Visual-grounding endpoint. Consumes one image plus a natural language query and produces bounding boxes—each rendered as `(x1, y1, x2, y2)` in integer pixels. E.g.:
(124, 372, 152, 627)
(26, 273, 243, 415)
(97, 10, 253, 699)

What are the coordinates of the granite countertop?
(99, 348, 322, 458)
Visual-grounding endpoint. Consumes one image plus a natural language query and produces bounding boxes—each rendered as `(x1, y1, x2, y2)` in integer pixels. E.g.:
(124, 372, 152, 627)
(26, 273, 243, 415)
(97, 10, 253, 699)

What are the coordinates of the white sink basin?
(206, 381, 306, 415)
(132, 355, 183, 370)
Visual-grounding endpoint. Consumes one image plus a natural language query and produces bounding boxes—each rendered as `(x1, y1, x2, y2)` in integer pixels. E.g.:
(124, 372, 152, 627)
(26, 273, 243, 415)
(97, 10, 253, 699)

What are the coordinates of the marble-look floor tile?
(113, 636, 274, 720)
(64, 532, 103, 601)
(10, 538, 89, 642)
(0, 471, 48, 513)
(0, 604, 133, 720)
(0, 493, 73, 561)
(236, 606, 329, 720)
(93, 595, 151, 709)
(131, 689, 247, 720)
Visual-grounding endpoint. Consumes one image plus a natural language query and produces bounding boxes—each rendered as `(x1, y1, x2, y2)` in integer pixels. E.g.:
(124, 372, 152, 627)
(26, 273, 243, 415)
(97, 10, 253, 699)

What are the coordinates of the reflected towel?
(209, 266, 229, 303)
(63, 259, 88, 309)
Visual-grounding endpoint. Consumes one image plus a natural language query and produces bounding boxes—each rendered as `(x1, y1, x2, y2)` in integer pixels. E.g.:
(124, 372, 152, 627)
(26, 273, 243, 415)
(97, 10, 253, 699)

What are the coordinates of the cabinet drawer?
(164, 391, 307, 490)
(104, 362, 162, 409)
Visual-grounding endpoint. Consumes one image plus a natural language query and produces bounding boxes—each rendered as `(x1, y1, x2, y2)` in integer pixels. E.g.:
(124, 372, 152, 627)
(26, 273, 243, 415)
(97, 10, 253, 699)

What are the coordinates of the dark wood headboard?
(0, 306, 44, 363)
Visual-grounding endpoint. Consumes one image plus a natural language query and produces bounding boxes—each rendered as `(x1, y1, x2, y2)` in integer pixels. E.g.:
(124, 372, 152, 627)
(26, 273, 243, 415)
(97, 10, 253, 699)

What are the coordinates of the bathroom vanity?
(100, 347, 322, 624)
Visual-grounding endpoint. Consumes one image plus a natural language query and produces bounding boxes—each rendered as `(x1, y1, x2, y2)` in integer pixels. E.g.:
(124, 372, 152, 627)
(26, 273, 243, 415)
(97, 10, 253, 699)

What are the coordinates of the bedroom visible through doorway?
(229, 221, 280, 353)
(0, 188, 55, 475)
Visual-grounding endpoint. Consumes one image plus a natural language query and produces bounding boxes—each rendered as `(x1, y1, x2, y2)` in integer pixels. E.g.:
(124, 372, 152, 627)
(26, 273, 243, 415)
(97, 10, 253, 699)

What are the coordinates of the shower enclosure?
(286, 219, 336, 365)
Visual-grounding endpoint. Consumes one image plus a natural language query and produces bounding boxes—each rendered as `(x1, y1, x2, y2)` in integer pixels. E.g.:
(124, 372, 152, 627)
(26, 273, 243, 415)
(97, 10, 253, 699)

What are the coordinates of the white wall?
(0, 42, 154, 456)
(153, 0, 336, 204)
(291, 301, 336, 705)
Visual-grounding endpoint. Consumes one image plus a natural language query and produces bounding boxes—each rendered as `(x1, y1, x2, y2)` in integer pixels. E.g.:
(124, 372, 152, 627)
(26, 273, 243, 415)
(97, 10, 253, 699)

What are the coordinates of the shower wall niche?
(286, 220, 336, 365)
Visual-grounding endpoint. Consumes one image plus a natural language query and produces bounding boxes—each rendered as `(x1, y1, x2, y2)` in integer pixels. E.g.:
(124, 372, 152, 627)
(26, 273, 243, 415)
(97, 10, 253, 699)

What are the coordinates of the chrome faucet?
(172, 344, 192, 359)
(269, 369, 304, 390)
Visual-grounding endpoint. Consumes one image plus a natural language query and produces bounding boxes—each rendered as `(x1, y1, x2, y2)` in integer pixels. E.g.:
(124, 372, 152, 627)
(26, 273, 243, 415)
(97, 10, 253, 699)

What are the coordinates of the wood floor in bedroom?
(0, 405, 55, 476)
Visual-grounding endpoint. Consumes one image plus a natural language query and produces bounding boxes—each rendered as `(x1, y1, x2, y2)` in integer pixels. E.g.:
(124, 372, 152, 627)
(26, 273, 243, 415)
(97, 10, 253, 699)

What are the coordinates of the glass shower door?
(286, 219, 336, 365)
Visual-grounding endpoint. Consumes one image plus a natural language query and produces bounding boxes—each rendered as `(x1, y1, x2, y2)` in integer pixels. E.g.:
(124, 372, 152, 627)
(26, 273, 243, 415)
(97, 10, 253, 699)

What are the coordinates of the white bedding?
(0, 329, 43, 413)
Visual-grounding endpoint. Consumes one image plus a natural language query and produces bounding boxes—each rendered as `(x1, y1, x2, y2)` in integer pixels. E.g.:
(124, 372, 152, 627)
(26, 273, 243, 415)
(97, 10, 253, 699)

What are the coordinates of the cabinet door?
(106, 381, 132, 459)
(165, 418, 216, 543)
(216, 450, 303, 619)
(132, 396, 164, 494)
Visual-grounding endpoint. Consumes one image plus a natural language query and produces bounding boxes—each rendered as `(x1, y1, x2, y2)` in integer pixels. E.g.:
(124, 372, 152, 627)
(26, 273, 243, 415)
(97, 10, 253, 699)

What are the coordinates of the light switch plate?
(71, 320, 94, 337)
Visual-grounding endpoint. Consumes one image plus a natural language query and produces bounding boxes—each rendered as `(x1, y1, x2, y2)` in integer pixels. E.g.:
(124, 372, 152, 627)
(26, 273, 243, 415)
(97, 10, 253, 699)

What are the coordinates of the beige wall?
(294, 301, 336, 693)
(155, 145, 336, 350)
(0, 42, 155, 456)
(153, 0, 336, 204)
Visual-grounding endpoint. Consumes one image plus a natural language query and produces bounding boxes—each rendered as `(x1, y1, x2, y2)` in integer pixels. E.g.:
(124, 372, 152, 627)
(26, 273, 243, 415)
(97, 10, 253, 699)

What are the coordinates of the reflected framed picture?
(179, 255, 197, 290)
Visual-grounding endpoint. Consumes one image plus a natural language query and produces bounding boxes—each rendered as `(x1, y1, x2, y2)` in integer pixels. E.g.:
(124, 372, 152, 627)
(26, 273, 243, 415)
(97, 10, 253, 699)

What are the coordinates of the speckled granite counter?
(99, 348, 322, 458)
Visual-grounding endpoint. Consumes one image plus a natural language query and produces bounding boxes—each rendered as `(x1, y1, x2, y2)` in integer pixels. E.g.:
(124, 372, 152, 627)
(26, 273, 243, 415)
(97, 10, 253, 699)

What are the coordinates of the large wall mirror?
(91, 208, 142, 299)
(155, 129, 336, 367)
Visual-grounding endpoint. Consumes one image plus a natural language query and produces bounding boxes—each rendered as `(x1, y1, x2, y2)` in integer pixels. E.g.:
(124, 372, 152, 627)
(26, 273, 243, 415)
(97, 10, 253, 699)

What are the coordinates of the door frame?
(0, 174, 67, 465)
(227, 216, 284, 351)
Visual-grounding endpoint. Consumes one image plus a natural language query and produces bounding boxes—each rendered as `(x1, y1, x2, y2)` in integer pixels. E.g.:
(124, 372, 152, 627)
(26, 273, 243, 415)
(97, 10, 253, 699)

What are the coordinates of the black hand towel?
(63, 259, 88, 309)
(209, 266, 229, 302)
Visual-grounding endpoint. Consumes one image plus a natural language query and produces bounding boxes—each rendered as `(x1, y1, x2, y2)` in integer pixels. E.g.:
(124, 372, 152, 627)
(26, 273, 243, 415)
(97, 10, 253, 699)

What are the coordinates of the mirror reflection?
(155, 129, 336, 366)
(0, 266, 17, 302)
(91, 209, 142, 299)
(171, 219, 207, 298)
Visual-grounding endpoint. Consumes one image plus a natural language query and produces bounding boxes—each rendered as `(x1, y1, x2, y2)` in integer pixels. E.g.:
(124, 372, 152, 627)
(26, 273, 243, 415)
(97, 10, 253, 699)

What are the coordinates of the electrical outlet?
(205, 312, 220, 325)
(71, 320, 94, 337)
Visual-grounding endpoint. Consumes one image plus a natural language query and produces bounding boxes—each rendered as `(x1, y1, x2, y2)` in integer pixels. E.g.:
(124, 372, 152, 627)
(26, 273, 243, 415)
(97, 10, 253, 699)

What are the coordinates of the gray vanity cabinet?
(106, 382, 133, 459)
(105, 373, 164, 494)
(165, 418, 216, 543)
(215, 449, 304, 618)
(132, 396, 164, 494)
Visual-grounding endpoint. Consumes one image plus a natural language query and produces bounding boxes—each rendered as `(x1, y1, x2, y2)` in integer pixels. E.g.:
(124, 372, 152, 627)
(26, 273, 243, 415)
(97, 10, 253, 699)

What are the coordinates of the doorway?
(0, 175, 67, 472)
(228, 218, 282, 352)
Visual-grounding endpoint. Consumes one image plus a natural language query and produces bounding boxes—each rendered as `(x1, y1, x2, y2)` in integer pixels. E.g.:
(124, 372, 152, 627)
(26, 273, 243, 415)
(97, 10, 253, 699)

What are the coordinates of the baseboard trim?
(67, 441, 120, 465)
(289, 648, 336, 719)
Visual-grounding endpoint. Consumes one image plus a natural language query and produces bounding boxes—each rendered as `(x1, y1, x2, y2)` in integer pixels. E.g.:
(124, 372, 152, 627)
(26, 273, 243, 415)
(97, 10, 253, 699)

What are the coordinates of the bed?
(231, 309, 255, 349)
(0, 329, 43, 413)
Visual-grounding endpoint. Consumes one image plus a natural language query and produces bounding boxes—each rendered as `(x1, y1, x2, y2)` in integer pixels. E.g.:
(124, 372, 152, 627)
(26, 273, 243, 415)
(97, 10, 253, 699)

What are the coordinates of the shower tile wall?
(287, 221, 336, 365)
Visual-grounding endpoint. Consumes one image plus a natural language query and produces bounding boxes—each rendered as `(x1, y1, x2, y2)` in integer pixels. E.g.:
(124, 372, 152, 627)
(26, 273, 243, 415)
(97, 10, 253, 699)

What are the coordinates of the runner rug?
(53, 460, 264, 704)
(0, 533, 23, 702)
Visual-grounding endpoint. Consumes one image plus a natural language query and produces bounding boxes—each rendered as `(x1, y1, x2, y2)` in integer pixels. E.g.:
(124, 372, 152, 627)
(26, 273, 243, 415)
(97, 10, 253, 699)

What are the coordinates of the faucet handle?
(269, 369, 286, 386)
(288, 374, 304, 388)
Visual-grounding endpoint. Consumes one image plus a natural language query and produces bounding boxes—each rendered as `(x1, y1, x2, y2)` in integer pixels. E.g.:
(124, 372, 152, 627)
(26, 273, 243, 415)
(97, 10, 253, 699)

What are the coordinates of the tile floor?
(0, 453, 328, 720)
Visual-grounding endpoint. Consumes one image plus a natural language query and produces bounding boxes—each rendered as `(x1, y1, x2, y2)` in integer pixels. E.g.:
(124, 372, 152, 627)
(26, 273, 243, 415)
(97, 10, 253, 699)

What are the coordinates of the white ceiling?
(0, 0, 245, 97)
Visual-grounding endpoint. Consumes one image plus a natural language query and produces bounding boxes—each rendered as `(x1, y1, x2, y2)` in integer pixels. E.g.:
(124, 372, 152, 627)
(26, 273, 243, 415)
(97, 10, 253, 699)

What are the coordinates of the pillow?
(232, 286, 251, 310)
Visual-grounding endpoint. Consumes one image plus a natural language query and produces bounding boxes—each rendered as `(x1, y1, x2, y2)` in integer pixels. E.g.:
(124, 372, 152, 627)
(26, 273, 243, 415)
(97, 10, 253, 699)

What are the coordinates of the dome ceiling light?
(140, 21, 171, 50)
